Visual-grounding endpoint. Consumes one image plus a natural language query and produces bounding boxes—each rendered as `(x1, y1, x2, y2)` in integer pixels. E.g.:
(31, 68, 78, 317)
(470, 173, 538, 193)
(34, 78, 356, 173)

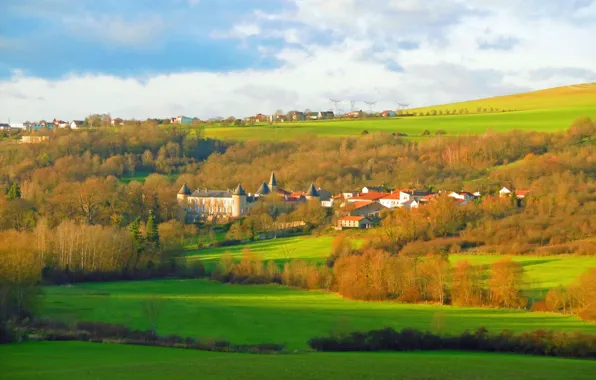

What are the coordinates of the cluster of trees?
(542, 268, 596, 321)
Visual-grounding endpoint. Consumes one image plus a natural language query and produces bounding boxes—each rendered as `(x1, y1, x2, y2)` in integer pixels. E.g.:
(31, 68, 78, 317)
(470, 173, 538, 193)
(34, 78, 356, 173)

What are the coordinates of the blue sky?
(1, 0, 595, 121)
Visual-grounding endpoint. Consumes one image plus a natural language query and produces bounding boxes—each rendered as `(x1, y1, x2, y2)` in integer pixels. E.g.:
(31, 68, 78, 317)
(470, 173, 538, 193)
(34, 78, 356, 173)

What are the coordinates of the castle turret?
(305, 183, 319, 201)
(177, 183, 192, 202)
(268, 172, 278, 193)
(232, 184, 247, 217)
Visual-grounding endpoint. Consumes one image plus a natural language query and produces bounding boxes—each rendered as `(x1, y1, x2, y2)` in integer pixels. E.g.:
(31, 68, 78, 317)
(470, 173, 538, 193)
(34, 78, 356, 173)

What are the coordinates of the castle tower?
(177, 183, 192, 202)
(305, 183, 320, 201)
(232, 184, 247, 217)
(268, 172, 278, 193)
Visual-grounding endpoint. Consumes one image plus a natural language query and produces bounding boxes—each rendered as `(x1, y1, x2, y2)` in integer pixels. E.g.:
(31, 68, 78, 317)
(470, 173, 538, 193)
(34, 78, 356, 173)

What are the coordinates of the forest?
(1, 117, 596, 340)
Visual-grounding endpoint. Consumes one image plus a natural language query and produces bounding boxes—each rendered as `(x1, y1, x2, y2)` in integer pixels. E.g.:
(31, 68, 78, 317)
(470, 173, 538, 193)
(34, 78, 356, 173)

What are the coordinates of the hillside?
(407, 83, 596, 114)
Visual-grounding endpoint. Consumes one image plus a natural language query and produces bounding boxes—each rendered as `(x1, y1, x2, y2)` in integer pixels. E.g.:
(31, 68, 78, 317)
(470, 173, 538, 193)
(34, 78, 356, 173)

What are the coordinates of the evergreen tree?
(129, 217, 145, 254)
(6, 182, 21, 200)
(145, 211, 160, 248)
(510, 191, 518, 208)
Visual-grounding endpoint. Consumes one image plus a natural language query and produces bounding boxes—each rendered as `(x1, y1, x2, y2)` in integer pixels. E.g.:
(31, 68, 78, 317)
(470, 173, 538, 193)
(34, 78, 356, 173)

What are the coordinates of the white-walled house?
(70, 120, 84, 129)
(448, 191, 475, 201)
(379, 193, 402, 208)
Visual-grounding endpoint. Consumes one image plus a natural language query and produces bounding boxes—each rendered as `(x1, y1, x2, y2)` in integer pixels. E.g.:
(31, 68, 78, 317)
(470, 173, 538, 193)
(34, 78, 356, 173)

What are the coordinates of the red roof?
(381, 193, 401, 200)
(516, 190, 530, 196)
(338, 216, 366, 222)
(352, 192, 389, 201)
(421, 194, 436, 200)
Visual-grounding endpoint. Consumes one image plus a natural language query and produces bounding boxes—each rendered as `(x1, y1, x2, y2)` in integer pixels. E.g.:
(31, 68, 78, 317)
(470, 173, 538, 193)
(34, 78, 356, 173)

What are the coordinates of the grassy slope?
(203, 106, 596, 141)
(41, 279, 596, 349)
(186, 236, 596, 295)
(4, 342, 596, 380)
(408, 83, 596, 114)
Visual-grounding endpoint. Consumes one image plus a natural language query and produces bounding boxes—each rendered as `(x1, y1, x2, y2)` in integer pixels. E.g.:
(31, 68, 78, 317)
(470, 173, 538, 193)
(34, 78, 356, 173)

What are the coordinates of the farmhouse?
(171, 116, 193, 124)
(499, 187, 530, 199)
(71, 120, 84, 129)
(381, 110, 397, 117)
(337, 216, 373, 230)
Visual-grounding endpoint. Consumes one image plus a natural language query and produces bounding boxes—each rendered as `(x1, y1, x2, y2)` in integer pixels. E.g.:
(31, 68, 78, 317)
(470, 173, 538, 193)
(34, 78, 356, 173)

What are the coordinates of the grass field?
(202, 106, 596, 141)
(408, 83, 596, 114)
(41, 279, 596, 349)
(4, 341, 596, 380)
(186, 236, 596, 296)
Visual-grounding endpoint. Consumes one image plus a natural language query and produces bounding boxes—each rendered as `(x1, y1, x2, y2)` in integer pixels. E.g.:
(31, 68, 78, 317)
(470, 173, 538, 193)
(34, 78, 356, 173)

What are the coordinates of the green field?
(41, 279, 596, 350)
(409, 83, 596, 114)
(203, 106, 596, 141)
(186, 236, 596, 295)
(4, 341, 596, 380)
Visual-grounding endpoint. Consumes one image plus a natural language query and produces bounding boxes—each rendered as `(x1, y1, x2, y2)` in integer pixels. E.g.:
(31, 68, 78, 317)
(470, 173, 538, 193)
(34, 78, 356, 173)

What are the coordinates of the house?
(337, 216, 373, 230)
(362, 186, 383, 194)
(345, 201, 387, 218)
(172, 116, 193, 124)
(344, 111, 363, 118)
(318, 111, 334, 120)
(0, 123, 10, 130)
(399, 200, 419, 210)
(288, 111, 305, 121)
(342, 191, 359, 199)
(381, 110, 397, 117)
(379, 193, 402, 208)
(111, 118, 124, 126)
(448, 191, 475, 201)
(308, 111, 320, 120)
(399, 190, 433, 202)
(255, 113, 269, 122)
(52, 119, 69, 128)
(499, 187, 530, 199)
(70, 120, 84, 129)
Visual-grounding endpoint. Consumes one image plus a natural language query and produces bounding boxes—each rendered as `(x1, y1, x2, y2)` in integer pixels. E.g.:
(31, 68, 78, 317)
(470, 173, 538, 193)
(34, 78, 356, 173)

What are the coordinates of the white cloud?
(2, 0, 596, 121)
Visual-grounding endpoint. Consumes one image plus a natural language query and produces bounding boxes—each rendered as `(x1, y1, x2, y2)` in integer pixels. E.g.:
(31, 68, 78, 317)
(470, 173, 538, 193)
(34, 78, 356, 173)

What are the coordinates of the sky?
(1, 0, 595, 122)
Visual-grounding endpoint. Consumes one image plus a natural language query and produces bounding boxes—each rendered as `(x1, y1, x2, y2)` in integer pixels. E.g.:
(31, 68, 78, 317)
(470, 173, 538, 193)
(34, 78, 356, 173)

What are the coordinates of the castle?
(177, 172, 322, 221)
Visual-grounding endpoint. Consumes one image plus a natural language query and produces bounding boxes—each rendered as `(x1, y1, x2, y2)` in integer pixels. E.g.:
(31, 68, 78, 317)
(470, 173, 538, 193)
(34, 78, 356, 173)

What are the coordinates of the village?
(177, 171, 529, 230)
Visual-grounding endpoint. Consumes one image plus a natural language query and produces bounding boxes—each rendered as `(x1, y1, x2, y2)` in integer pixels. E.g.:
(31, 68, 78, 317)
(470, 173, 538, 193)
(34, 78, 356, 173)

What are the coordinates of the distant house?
(348, 192, 390, 203)
(111, 118, 124, 126)
(362, 186, 383, 194)
(0, 123, 10, 130)
(381, 110, 397, 117)
(342, 191, 359, 199)
(337, 216, 373, 230)
(344, 111, 363, 118)
(448, 191, 475, 202)
(255, 113, 269, 122)
(52, 119, 69, 128)
(345, 201, 387, 218)
(399, 190, 433, 203)
(308, 111, 320, 120)
(70, 120, 84, 129)
(499, 187, 530, 199)
(288, 111, 305, 121)
(318, 111, 334, 120)
(172, 116, 193, 124)
(399, 200, 419, 210)
(379, 193, 402, 208)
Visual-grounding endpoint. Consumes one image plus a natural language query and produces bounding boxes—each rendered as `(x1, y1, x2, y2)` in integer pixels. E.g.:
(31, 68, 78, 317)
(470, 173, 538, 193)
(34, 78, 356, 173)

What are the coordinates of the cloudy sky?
(1, 0, 595, 121)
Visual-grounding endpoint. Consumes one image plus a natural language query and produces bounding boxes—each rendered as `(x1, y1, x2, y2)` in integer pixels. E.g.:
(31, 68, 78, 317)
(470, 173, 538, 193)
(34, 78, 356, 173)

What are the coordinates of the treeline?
(0, 125, 225, 229)
(208, 245, 596, 320)
(308, 326, 596, 359)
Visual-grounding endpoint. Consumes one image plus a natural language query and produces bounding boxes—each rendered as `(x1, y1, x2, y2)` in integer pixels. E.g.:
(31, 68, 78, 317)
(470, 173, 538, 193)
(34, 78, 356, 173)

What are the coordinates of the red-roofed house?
(499, 187, 530, 199)
(337, 216, 373, 229)
(379, 192, 402, 208)
(342, 201, 387, 218)
(348, 192, 390, 203)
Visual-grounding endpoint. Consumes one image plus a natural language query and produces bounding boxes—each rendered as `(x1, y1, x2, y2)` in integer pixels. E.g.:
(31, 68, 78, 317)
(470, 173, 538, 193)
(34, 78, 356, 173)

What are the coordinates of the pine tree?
(6, 182, 21, 200)
(145, 211, 160, 248)
(129, 217, 145, 254)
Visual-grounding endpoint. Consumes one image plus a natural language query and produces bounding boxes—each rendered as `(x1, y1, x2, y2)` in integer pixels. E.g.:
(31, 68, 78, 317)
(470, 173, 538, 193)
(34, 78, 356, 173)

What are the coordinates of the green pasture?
(41, 279, 596, 349)
(4, 342, 596, 380)
(185, 236, 596, 294)
(185, 236, 334, 268)
(202, 106, 596, 141)
(409, 83, 596, 114)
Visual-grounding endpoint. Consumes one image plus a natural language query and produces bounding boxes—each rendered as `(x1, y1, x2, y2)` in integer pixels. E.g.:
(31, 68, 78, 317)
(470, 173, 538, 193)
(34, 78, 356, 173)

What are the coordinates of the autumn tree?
(489, 257, 527, 308)
(6, 182, 21, 200)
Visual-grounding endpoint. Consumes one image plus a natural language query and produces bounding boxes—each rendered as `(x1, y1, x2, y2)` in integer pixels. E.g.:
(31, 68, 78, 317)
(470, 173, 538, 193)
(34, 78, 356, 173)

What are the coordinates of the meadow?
(4, 341, 596, 380)
(186, 236, 596, 296)
(202, 106, 596, 141)
(40, 279, 596, 350)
